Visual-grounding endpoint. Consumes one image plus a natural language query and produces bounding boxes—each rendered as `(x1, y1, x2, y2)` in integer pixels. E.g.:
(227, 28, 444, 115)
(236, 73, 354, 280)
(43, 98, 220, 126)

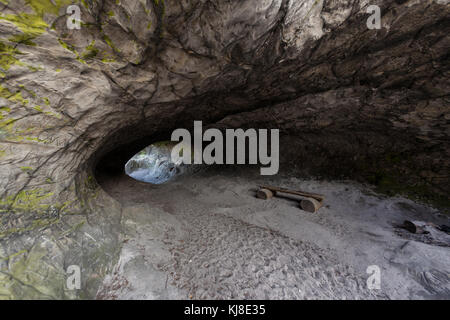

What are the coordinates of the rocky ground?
(96, 167, 450, 300)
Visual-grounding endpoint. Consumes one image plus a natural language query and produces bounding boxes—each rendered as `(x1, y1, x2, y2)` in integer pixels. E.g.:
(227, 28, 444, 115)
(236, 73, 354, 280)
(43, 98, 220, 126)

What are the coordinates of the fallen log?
(300, 198, 323, 213)
(257, 185, 325, 213)
(256, 188, 274, 200)
(259, 185, 324, 202)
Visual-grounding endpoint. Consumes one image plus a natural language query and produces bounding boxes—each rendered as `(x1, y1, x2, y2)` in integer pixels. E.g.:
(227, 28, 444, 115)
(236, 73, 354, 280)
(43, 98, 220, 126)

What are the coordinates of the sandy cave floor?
(95, 167, 449, 300)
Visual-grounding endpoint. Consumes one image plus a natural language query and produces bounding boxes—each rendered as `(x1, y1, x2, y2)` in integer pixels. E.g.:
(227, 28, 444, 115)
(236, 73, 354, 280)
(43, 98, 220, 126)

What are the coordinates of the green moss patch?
(0, 40, 25, 77)
(0, 188, 54, 213)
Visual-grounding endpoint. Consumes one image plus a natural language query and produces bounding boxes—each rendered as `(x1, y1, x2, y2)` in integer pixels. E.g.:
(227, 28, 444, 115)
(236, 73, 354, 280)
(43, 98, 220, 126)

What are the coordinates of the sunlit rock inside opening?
(125, 142, 187, 185)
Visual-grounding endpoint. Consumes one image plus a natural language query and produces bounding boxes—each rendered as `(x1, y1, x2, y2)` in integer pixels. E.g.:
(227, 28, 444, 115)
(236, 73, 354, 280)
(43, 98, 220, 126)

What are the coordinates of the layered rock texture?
(0, 0, 449, 298)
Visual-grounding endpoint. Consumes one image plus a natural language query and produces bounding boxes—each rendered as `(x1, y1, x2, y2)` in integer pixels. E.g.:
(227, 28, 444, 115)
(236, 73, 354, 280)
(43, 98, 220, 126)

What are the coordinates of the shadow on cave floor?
(95, 166, 450, 300)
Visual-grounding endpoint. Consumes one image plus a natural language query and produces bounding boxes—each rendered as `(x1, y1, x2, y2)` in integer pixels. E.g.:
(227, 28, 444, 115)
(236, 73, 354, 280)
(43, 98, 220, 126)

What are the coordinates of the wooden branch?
(259, 185, 324, 202)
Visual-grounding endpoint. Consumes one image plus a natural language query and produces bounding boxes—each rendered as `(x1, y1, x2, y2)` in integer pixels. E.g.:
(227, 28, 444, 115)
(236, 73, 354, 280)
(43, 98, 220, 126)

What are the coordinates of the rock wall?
(0, 0, 449, 298)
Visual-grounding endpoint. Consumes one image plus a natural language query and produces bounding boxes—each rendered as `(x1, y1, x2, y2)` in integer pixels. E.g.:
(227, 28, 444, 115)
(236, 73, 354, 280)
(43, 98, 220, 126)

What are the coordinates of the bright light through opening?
(125, 141, 187, 184)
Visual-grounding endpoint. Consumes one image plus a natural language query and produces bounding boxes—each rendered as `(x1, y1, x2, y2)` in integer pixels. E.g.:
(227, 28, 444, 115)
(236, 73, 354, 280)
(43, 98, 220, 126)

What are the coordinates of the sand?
(96, 167, 449, 300)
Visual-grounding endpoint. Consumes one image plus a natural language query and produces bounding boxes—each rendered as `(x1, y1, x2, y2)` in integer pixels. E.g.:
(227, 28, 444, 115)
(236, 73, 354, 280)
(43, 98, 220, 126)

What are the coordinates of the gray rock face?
(124, 143, 191, 184)
(0, 0, 449, 298)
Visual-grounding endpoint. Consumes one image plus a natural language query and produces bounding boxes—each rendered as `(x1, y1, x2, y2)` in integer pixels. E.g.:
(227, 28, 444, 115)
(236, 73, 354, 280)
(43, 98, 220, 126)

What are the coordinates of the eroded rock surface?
(0, 0, 449, 298)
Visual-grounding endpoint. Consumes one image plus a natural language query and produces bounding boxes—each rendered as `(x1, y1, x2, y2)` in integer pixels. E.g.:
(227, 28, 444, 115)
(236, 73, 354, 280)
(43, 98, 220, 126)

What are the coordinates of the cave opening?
(124, 141, 189, 185)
